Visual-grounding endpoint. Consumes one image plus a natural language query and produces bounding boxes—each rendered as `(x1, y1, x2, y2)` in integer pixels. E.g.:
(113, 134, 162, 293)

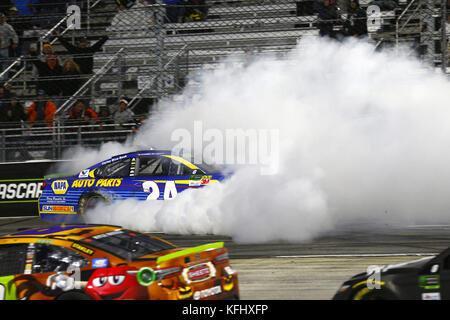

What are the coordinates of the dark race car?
(39, 150, 225, 223)
(332, 250, 450, 300)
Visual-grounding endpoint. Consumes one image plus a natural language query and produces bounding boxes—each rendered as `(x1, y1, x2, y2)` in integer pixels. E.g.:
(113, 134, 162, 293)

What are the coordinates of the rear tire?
(78, 192, 109, 222)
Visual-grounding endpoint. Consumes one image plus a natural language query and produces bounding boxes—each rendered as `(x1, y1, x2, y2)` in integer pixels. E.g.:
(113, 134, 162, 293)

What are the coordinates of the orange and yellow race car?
(0, 224, 239, 300)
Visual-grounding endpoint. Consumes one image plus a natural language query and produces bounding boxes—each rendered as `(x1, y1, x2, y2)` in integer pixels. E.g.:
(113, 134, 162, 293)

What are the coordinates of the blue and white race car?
(39, 150, 225, 222)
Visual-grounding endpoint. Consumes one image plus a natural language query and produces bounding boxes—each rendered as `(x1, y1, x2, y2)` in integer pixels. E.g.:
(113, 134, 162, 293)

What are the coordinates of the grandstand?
(0, 0, 448, 162)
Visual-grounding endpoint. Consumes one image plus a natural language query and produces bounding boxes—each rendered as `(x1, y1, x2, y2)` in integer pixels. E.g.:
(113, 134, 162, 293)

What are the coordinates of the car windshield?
(80, 229, 175, 261)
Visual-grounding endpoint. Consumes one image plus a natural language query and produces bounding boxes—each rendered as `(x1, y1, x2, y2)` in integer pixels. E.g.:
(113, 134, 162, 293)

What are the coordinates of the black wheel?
(78, 192, 109, 222)
(56, 291, 93, 300)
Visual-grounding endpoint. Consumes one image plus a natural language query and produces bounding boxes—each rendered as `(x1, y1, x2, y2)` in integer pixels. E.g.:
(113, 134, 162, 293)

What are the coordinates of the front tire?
(56, 291, 93, 300)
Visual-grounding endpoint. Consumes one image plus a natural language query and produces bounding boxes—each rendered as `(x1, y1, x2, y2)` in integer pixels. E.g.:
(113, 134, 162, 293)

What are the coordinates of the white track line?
(274, 253, 437, 258)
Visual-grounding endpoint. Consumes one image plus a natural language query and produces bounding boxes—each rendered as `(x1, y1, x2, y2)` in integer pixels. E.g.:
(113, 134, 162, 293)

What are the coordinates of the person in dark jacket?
(60, 59, 82, 98)
(318, 0, 340, 38)
(0, 92, 26, 126)
(56, 34, 109, 75)
(184, 0, 207, 21)
(164, 0, 185, 23)
(29, 43, 63, 96)
(343, 0, 368, 37)
(67, 99, 98, 131)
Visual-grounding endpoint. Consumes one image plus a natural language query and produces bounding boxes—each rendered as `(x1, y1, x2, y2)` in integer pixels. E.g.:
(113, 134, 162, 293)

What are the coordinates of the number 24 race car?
(39, 150, 225, 222)
(0, 224, 239, 300)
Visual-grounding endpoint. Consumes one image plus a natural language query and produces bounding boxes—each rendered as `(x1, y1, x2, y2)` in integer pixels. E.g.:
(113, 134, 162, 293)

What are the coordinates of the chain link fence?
(0, 0, 448, 162)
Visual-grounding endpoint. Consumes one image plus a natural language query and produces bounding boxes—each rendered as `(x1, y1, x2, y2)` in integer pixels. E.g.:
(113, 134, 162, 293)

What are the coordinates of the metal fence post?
(155, 1, 166, 100)
(117, 49, 123, 100)
(422, 0, 436, 66)
(87, 0, 91, 33)
(1, 130, 5, 162)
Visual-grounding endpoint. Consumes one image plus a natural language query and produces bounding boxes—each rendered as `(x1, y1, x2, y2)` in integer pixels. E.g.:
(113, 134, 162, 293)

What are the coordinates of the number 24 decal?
(143, 181, 178, 200)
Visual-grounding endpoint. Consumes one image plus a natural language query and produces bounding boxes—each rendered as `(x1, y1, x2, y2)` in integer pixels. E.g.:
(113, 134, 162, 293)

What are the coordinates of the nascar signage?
(0, 161, 73, 217)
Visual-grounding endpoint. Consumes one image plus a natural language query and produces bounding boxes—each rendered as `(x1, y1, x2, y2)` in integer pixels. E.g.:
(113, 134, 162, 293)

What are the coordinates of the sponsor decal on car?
(201, 175, 212, 185)
(51, 180, 69, 195)
(419, 275, 440, 290)
(71, 243, 95, 256)
(422, 292, 441, 300)
(92, 258, 109, 268)
(71, 179, 96, 188)
(183, 262, 215, 284)
(78, 169, 90, 178)
(193, 285, 222, 300)
(188, 265, 211, 281)
(41, 205, 75, 214)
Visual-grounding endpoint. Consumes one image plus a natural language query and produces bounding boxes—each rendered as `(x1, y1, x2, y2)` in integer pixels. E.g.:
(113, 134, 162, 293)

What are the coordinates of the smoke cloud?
(59, 37, 450, 243)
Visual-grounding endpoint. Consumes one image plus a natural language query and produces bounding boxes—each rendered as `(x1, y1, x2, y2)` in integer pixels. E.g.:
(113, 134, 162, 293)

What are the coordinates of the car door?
(90, 157, 134, 202)
(0, 243, 28, 300)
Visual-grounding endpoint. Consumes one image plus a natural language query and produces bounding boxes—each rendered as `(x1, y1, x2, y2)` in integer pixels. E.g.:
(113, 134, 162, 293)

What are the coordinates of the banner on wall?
(0, 161, 72, 217)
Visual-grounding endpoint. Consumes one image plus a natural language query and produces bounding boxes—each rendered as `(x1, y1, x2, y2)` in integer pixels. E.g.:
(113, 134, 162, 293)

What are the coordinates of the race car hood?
(347, 256, 435, 282)
(379, 256, 435, 273)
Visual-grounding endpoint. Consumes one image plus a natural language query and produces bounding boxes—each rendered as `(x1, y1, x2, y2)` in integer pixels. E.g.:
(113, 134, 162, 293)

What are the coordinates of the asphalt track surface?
(2, 217, 450, 299)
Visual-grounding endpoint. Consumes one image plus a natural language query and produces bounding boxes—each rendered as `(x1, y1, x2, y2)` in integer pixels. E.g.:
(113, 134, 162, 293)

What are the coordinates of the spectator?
(317, 0, 340, 38)
(27, 90, 56, 128)
(184, 0, 207, 22)
(56, 33, 109, 75)
(0, 92, 27, 127)
(0, 12, 19, 79)
(6, 7, 29, 57)
(0, 84, 12, 110)
(113, 98, 135, 129)
(61, 60, 82, 98)
(97, 106, 113, 131)
(68, 99, 98, 129)
(164, 0, 185, 23)
(343, 0, 367, 38)
(29, 43, 62, 97)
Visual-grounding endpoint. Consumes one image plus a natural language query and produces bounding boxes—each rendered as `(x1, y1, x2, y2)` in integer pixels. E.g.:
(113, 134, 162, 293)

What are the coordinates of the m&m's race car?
(39, 150, 224, 222)
(0, 224, 239, 300)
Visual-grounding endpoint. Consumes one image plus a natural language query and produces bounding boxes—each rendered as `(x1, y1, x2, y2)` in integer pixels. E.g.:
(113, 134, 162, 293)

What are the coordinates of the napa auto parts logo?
(51, 180, 69, 195)
(0, 179, 43, 202)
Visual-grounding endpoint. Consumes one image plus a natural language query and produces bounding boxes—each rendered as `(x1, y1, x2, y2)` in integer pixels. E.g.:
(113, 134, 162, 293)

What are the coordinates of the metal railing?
(0, 118, 142, 162)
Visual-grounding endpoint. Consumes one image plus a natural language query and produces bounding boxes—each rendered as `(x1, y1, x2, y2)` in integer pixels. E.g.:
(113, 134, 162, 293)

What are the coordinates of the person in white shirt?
(113, 99, 135, 129)
(0, 13, 18, 79)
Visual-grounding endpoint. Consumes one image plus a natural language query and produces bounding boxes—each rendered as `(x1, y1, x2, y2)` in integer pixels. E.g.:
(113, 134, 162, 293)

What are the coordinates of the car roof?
(0, 224, 124, 242)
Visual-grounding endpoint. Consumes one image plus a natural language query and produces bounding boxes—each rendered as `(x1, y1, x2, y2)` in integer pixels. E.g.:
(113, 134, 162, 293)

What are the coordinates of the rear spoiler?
(156, 242, 224, 264)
